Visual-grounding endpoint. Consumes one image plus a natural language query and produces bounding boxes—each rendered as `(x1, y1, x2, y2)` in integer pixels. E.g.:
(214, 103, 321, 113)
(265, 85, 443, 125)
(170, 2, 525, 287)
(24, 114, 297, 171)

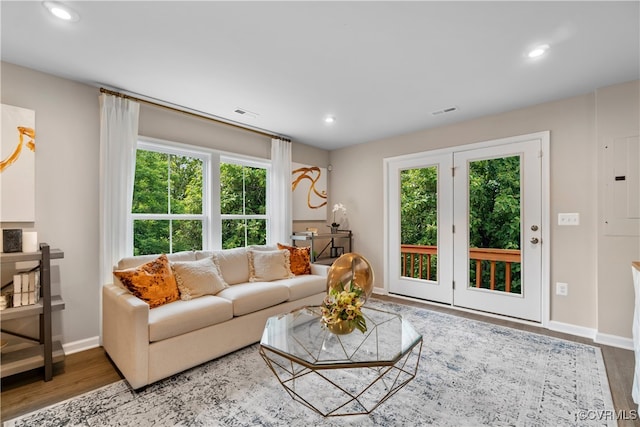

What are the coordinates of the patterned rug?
(4, 300, 615, 427)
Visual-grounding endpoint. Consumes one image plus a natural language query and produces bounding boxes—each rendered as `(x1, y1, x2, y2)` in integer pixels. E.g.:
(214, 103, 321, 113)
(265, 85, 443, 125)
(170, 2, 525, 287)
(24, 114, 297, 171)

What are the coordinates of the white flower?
(332, 203, 347, 214)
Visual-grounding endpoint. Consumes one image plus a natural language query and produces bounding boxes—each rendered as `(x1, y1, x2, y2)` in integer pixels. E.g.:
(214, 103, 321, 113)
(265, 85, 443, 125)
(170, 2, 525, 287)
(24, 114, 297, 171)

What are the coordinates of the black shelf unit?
(0, 243, 65, 381)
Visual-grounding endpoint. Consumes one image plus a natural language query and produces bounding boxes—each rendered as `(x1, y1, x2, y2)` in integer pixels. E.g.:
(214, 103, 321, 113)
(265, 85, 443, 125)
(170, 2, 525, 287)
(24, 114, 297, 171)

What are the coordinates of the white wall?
(596, 81, 640, 340)
(329, 80, 639, 342)
(1, 62, 101, 348)
(0, 62, 329, 350)
(3, 59, 636, 347)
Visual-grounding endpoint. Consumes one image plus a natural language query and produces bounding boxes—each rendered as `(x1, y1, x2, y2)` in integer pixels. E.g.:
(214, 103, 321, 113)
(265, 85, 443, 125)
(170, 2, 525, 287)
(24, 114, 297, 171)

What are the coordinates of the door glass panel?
(468, 156, 522, 294)
(400, 167, 438, 282)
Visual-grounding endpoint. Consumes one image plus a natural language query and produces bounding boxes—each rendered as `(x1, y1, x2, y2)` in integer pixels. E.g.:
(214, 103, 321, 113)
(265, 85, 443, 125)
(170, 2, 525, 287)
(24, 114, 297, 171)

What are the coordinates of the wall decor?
(291, 162, 327, 221)
(22, 231, 38, 253)
(2, 229, 23, 253)
(1, 104, 36, 222)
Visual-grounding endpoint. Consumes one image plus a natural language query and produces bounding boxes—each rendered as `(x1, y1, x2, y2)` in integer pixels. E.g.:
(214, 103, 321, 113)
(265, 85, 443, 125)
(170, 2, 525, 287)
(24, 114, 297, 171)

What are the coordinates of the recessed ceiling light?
(324, 116, 336, 124)
(528, 44, 550, 59)
(43, 1, 80, 22)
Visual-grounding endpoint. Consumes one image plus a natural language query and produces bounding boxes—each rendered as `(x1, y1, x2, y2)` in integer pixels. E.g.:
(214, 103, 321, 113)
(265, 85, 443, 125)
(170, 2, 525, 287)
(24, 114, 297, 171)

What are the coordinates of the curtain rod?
(99, 87, 290, 142)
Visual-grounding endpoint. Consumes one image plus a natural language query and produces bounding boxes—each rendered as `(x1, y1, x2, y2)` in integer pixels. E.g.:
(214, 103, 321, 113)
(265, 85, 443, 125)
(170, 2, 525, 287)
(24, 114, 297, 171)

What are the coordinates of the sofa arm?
(102, 284, 150, 389)
(310, 263, 330, 277)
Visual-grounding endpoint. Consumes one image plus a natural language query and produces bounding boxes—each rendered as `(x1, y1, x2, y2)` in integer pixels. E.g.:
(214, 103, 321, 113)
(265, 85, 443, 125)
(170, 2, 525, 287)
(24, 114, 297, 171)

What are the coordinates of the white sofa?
(102, 245, 327, 389)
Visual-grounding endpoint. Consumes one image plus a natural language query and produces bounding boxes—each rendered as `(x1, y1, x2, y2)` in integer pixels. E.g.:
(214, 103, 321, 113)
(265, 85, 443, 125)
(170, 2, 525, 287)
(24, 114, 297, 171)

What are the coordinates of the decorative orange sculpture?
(326, 252, 374, 304)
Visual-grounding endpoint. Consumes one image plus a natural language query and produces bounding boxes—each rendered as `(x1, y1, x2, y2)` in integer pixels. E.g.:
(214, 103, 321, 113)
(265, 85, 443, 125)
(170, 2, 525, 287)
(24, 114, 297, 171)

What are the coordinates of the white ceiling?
(2, 1, 639, 150)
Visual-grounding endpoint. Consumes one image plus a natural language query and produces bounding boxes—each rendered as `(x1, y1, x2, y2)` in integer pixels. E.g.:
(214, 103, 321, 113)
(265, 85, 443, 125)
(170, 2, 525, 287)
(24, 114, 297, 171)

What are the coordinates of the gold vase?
(326, 253, 374, 304)
(326, 319, 356, 335)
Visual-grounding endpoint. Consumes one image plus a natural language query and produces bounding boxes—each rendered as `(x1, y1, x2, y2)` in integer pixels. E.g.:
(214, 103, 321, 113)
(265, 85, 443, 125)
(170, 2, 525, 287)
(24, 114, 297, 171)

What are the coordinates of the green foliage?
(132, 150, 204, 255)
(400, 167, 438, 246)
(469, 156, 521, 293)
(132, 150, 168, 214)
(469, 156, 521, 251)
(400, 167, 439, 280)
(132, 153, 268, 255)
(220, 163, 267, 248)
(400, 157, 522, 293)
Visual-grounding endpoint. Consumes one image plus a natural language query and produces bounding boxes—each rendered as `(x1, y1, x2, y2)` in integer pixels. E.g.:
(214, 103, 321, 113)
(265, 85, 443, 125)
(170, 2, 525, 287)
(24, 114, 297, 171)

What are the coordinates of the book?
(13, 293, 21, 308)
(13, 274, 22, 294)
(28, 271, 36, 292)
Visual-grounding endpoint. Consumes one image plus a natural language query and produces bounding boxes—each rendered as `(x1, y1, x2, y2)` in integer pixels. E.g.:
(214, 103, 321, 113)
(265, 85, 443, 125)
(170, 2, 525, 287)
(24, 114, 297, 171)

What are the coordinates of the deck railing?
(400, 244, 521, 293)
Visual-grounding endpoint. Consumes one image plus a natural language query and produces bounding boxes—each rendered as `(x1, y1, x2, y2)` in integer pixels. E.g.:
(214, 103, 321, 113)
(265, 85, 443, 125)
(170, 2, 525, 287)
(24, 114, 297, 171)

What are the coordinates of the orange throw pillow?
(277, 243, 311, 275)
(113, 254, 180, 308)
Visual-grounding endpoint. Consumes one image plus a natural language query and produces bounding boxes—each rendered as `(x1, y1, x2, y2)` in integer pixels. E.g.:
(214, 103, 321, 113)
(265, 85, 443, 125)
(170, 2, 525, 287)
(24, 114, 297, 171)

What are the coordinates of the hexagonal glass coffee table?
(259, 305, 423, 417)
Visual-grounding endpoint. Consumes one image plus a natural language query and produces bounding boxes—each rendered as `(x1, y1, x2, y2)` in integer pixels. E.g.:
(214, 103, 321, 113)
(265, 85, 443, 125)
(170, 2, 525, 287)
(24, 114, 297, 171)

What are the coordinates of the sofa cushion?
(148, 296, 233, 342)
(278, 274, 327, 301)
(113, 254, 180, 308)
(248, 244, 279, 252)
(210, 247, 250, 285)
(277, 243, 312, 275)
(248, 249, 294, 282)
(215, 281, 289, 316)
(117, 251, 196, 270)
(171, 257, 229, 300)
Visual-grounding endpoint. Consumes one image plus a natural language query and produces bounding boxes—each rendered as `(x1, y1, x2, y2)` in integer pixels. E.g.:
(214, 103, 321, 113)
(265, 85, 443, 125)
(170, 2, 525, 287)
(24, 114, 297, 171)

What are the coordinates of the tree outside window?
(132, 148, 205, 255)
(220, 161, 267, 249)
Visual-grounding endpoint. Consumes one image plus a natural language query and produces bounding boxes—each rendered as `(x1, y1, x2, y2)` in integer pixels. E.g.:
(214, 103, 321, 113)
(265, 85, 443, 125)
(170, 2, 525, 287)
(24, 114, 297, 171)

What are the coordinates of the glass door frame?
(384, 131, 550, 326)
(386, 153, 454, 303)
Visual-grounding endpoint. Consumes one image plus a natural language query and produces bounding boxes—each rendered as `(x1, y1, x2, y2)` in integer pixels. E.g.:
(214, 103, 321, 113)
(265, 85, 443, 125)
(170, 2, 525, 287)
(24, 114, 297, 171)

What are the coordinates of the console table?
(291, 230, 352, 264)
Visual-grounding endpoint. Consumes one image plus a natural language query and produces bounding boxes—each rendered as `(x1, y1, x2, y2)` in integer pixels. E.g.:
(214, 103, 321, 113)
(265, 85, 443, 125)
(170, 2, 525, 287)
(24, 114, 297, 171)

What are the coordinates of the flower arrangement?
(321, 280, 367, 333)
(331, 203, 347, 228)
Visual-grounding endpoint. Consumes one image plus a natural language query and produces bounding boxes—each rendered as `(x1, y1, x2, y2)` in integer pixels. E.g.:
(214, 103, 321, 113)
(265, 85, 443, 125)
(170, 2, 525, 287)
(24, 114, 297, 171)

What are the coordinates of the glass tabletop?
(260, 305, 422, 368)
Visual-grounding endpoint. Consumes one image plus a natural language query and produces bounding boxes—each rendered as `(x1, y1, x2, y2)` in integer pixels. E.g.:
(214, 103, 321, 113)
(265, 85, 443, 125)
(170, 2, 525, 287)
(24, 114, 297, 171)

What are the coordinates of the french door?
(387, 132, 548, 322)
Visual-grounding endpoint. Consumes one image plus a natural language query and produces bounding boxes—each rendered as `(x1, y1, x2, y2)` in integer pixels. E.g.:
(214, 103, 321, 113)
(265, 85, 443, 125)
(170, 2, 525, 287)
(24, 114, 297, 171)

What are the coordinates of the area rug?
(4, 300, 615, 427)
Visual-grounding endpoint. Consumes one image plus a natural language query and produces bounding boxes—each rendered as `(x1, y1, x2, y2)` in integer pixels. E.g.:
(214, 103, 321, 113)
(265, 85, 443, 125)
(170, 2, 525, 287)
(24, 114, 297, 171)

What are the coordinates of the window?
(220, 158, 268, 249)
(132, 142, 208, 255)
(131, 139, 270, 255)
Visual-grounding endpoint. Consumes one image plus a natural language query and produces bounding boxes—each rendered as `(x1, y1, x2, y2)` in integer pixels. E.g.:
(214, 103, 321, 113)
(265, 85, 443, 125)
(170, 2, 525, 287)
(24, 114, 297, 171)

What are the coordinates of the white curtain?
(99, 94, 140, 285)
(269, 138, 292, 245)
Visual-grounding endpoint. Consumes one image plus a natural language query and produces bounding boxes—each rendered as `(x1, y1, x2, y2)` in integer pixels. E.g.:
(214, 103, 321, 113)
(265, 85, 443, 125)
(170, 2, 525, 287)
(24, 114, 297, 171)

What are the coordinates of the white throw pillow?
(212, 247, 250, 285)
(172, 257, 229, 300)
(248, 249, 294, 282)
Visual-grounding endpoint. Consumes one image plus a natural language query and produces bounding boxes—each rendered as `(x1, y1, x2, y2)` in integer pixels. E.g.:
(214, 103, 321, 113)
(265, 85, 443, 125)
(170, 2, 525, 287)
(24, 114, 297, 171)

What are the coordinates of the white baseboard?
(547, 320, 597, 340)
(500, 320, 634, 350)
(62, 336, 100, 355)
(595, 332, 634, 351)
(376, 294, 633, 351)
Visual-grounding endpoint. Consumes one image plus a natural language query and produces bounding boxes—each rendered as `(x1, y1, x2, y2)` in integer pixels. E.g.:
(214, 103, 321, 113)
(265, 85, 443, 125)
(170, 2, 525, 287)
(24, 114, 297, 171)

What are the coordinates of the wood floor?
(1, 295, 637, 425)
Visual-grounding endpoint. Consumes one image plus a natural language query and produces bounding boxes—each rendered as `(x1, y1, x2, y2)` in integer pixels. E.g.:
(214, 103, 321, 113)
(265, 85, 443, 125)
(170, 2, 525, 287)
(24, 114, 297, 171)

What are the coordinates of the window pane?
(172, 220, 203, 252)
(247, 219, 267, 246)
(222, 219, 267, 249)
(468, 155, 521, 294)
(244, 167, 266, 215)
(220, 163, 244, 215)
(134, 220, 170, 256)
(132, 150, 168, 214)
(170, 155, 203, 215)
(222, 219, 246, 249)
(400, 167, 438, 281)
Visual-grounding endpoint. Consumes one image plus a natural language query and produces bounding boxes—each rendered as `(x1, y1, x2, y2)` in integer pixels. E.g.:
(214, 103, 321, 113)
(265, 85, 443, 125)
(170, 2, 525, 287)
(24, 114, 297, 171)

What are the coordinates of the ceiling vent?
(432, 106, 458, 116)
(234, 108, 259, 119)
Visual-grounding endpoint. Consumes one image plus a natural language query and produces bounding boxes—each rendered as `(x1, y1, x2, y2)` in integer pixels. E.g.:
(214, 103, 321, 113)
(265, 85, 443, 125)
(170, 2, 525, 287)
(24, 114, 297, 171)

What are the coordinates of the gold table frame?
(259, 306, 423, 417)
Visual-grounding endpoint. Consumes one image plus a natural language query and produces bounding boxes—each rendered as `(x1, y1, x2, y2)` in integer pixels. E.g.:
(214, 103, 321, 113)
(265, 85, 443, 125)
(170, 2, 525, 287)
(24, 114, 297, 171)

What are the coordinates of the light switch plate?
(556, 282, 568, 296)
(558, 213, 580, 226)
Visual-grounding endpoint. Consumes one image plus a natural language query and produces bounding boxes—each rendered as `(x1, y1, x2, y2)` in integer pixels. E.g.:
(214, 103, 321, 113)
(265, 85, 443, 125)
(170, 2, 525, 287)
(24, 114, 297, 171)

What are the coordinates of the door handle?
(530, 237, 540, 244)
